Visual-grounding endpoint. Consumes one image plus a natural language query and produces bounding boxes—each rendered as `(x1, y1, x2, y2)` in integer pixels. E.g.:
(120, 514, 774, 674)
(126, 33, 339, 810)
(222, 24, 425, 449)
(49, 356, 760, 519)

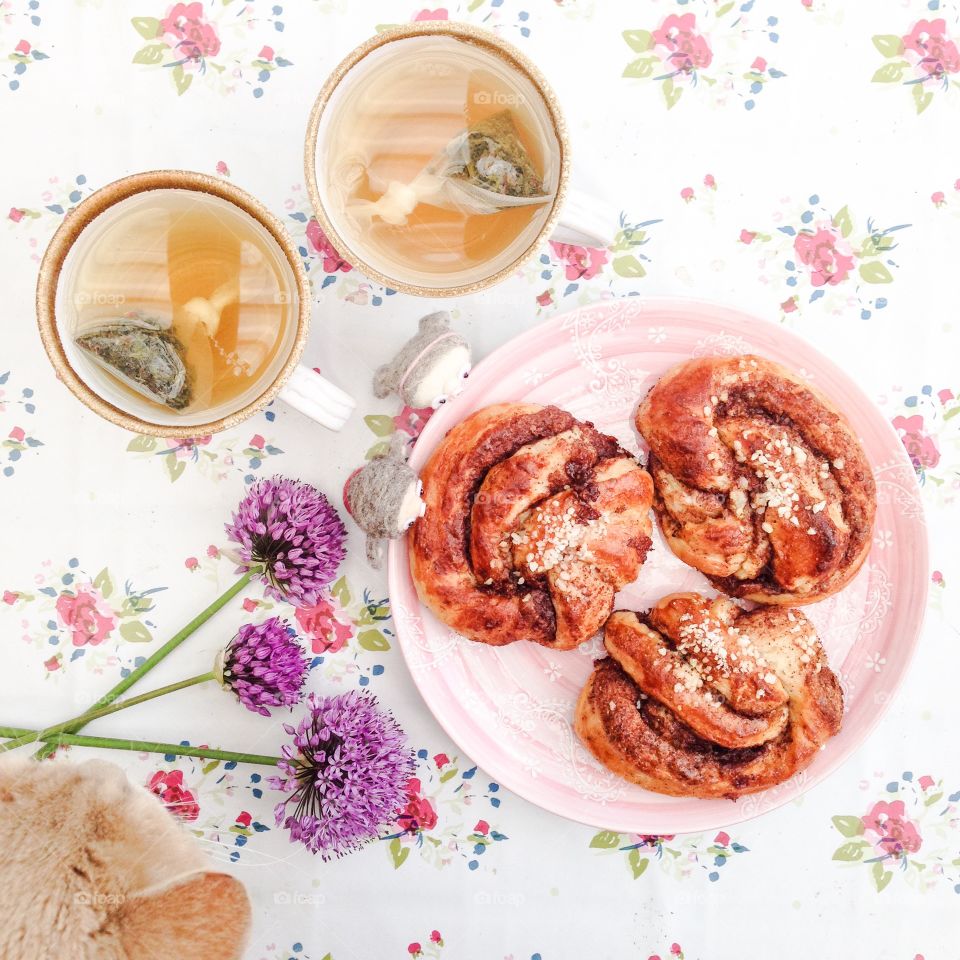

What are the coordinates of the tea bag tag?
(373, 180, 421, 226)
(177, 277, 239, 338)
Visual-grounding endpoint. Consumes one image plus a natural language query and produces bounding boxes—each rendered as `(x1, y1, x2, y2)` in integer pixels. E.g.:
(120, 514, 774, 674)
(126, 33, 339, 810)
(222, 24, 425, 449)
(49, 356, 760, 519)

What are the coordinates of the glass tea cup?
(37, 170, 354, 437)
(304, 21, 612, 298)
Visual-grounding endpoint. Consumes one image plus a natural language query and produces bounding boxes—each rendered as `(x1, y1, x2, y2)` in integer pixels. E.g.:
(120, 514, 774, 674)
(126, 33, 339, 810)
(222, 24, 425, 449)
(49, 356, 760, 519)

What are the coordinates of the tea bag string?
(397, 331, 459, 398)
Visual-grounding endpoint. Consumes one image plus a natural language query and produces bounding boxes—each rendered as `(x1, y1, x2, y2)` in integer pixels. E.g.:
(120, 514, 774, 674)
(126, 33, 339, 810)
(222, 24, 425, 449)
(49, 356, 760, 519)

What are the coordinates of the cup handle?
(550, 187, 618, 248)
(278, 365, 355, 431)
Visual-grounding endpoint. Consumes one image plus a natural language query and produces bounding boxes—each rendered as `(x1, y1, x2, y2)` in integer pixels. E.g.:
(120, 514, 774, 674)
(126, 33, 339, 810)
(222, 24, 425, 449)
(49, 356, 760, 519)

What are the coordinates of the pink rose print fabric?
(792, 226, 856, 287)
(873, 13, 960, 112)
(129, 2, 292, 97)
(398, 777, 440, 832)
(892, 414, 941, 471)
(295, 594, 353, 654)
(831, 772, 959, 893)
(621, 2, 785, 110)
(652, 13, 713, 72)
(739, 193, 909, 318)
(55, 584, 117, 647)
(306, 218, 353, 273)
(549, 241, 609, 281)
(159, 2, 221, 61)
(902, 19, 960, 78)
(2, 3, 958, 959)
(147, 769, 201, 822)
(863, 800, 923, 857)
(885, 386, 958, 504)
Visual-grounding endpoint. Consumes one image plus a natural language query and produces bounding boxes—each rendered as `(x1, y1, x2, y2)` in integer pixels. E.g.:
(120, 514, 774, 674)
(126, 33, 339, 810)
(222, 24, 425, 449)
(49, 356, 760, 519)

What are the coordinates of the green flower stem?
(0, 725, 281, 767)
(0, 672, 216, 753)
(34, 567, 262, 760)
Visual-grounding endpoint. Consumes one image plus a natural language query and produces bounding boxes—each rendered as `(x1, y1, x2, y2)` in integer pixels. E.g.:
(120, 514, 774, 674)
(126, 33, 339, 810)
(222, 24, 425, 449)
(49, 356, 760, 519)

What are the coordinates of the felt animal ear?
(366, 534, 385, 569)
(372, 362, 396, 399)
(117, 871, 250, 960)
(387, 432, 409, 459)
(418, 310, 451, 335)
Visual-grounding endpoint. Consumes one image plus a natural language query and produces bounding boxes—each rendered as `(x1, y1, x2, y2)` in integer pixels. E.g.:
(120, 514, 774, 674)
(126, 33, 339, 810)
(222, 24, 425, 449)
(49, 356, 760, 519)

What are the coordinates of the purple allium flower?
(226, 475, 346, 606)
(217, 617, 309, 717)
(269, 691, 413, 858)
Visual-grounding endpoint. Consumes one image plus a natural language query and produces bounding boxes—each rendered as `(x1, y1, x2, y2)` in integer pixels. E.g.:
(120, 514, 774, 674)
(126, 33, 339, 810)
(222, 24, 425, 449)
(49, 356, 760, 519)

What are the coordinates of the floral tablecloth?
(2, 1, 959, 958)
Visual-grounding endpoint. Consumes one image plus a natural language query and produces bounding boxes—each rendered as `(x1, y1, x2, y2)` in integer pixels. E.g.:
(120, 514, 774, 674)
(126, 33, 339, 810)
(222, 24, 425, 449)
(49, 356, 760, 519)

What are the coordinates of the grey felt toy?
(373, 311, 471, 410)
(345, 433, 425, 568)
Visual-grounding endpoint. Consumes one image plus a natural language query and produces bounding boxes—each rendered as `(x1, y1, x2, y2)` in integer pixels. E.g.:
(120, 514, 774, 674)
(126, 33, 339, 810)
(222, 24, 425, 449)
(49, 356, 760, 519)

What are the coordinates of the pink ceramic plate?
(387, 298, 927, 833)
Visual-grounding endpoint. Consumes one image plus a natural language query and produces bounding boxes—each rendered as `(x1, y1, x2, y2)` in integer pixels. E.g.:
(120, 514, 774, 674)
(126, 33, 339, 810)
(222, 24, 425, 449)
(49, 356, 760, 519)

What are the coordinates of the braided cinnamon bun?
(574, 593, 843, 799)
(635, 355, 876, 605)
(410, 403, 654, 649)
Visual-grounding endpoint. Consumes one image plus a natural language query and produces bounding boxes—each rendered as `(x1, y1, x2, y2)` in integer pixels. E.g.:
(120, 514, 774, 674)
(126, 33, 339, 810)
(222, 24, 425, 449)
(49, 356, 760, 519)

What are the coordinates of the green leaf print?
(172, 64, 193, 97)
(872, 861, 893, 892)
(912, 82, 933, 115)
(831, 206, 853, 239)
(132, 44, 165, 66)
(622, 29, 654, 53)
(872, 35, 905, 58)
(364, 414, 396, 437)
(331, 575, 351, 607)
(119, 621, 153, 643)
(832, 840, 867, 862)
(131, 16, 162, 40)
(93, 567, 114, 599)
(623, 56, 658, 79)
(127, 435, 158, 453)
(389, 837, 410, 869)
(831, 815, 865, 838)
(357, 629, 390, 652)
(613, 255, 646, 278)
(872, 61, 908, 83)
(662, 77, 683, 110)
(628, 848, 649, 878)
(165, 456, 186, 482)
(589, 830, 621, 849)
(365, 440, 391, 460)
(859, 261, 893, 284)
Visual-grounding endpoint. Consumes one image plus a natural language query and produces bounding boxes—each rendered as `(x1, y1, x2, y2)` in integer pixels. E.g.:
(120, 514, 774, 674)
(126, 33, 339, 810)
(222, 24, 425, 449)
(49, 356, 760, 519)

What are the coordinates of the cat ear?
(117, 871, 250, 960)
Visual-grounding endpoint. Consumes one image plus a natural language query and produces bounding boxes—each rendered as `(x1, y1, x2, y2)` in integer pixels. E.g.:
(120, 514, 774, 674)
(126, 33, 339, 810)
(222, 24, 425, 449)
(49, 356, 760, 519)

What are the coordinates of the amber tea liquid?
(65, 190, 296, 423)
(320, 35, 561, 288)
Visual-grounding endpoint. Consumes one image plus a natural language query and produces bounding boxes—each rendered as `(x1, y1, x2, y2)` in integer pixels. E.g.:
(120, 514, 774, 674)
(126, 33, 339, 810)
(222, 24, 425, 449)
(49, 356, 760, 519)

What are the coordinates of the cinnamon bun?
(410, 403, 654, 649)
(575, 593, 843, 799)
(635, 355, 875, 604)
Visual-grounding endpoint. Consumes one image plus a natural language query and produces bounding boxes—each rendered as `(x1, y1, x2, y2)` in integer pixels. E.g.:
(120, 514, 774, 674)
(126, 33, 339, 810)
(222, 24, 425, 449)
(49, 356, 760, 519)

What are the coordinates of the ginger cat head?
(0, 756, 250, 960)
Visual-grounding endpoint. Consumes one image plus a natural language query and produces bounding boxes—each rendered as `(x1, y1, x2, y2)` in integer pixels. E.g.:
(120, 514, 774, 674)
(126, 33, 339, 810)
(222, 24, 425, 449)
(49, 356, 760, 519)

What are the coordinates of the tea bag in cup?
(73, 272, 245, 413)
(346, 110, 552, 226)
(75, 314, 192, 410)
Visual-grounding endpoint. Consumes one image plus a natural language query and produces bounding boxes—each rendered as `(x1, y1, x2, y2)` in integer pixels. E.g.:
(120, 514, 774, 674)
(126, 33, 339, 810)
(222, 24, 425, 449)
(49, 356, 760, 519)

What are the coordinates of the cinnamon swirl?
(410, 403, 654, 649)
(635, 355, 876, 604)
(575, 593, 843, 799)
